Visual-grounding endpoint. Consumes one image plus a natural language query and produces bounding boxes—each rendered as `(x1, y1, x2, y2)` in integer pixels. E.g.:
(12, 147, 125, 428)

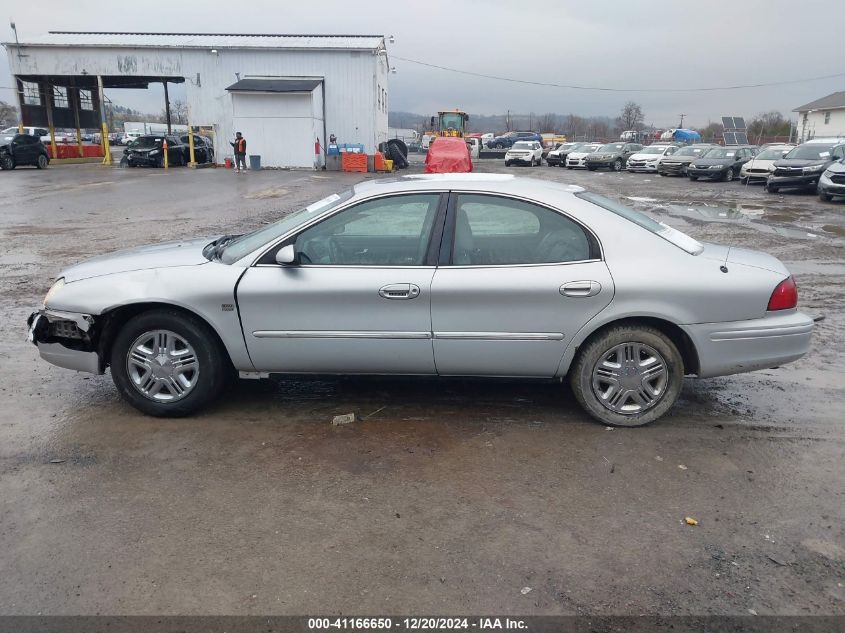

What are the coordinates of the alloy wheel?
(591, 342, 668, 415)
(126, 330, 200, 402)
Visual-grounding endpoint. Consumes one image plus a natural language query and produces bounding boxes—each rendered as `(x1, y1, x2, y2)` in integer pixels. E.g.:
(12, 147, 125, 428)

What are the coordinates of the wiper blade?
(208, 234, 239, 261)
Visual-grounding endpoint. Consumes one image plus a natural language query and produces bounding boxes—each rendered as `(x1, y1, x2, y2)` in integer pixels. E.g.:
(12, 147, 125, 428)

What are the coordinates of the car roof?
(352, 174, 585, 197)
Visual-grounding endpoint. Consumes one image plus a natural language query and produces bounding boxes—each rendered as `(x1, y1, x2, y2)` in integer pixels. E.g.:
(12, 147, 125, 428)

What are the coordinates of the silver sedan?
(28, 175, 814, 426)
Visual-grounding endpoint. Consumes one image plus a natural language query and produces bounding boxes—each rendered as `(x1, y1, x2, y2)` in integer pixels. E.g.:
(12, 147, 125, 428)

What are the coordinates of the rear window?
(576, 192, 703, 255)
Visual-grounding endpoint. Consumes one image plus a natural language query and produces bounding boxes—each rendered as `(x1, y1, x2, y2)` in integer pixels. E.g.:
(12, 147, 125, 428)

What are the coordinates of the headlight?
(710, 165, 723, 169)
(645, 157, 658, 162)
(44, 277, 65, 306)
(823, 169, 835, 177)
(803, 163, 824, 173)
(150, 149, 160, 156)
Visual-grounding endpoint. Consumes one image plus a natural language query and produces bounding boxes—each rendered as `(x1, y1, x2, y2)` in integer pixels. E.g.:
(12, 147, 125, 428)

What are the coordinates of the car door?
(236, 192, 446, 374)
(431, 192, 614, 377)
(12, 135, 36, 164)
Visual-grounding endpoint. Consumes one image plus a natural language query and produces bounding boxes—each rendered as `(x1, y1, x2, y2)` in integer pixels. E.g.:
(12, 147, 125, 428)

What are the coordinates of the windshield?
(598, 143, 624, 152)
(785, 144, 835, 160)
(639, 146, 668, 155)
(512, 142, 534, 150)
(674, 146, 709, 157)
(1, 127, 18, 134)
(579, 144, 601, 153)
(755, 148, 791, 160)
(129, 137, 161, 149)
(558, 143, 579, 151)
(219, 189, 355, 264)
(439, 113, 464, 130)
(577, 192, 703, 255)
(702, 148, 737, 159)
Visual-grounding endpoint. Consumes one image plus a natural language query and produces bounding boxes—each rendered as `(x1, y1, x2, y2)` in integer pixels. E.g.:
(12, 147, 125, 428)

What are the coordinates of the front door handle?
(560, 280, 602, 298)
(379, 283, 421, 300)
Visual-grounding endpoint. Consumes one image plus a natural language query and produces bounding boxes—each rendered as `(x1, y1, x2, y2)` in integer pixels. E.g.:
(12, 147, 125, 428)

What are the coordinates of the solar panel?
(733, 117, 746, 130)
(735, 132, 749, 144)
(723, 132, 737, 145)
(721, 117, 733, 129)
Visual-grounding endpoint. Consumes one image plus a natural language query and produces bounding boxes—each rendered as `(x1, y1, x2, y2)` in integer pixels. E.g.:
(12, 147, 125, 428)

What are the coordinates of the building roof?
(226, 78, 322, 93)
(4, 31, 385, 51)
(793, 91, 845, 112)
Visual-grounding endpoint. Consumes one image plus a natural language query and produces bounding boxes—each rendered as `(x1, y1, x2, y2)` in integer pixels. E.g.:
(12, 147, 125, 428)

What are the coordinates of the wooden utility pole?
(163, 80, 172, 134)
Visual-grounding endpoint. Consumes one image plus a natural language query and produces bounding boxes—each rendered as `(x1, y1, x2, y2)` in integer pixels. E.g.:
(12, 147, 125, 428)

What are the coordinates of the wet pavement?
(0, 160, 843, 615)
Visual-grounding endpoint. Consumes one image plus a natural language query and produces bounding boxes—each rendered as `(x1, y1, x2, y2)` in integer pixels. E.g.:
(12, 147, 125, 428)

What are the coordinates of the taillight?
(767, 276, 798, 311)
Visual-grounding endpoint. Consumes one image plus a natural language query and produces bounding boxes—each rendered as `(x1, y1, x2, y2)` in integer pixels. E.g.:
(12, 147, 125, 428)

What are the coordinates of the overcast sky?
(2, 0, 843, 128)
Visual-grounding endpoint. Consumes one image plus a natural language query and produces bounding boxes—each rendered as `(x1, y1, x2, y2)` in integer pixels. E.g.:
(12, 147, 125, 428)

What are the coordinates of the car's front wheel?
(724, 167, 735, 182)
(110, 309, 229, 417)
(766, 183, 779, 193)
(612, 158, 623, 171)
(819, 189, 833, 201)
(569, 324, 684, 427)
(1, 155, 14, 170)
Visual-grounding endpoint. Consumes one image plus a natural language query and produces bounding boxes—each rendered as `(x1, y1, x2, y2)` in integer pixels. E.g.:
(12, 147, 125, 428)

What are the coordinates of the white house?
(3, 31, 390, 168)
(794, 91, 845, 142)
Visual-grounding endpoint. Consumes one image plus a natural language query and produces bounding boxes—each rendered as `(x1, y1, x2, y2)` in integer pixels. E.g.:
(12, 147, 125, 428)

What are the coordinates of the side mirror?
(275, 244, 297, 265)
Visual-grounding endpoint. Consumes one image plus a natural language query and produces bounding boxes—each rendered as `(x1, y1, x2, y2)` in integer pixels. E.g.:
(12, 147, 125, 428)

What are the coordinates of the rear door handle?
(379, 283, 421, 300)
(560, 280, 602, 298)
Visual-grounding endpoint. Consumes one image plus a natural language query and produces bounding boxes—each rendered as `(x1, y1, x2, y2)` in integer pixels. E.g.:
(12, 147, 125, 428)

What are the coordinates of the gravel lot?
(0, 158, 843, 616)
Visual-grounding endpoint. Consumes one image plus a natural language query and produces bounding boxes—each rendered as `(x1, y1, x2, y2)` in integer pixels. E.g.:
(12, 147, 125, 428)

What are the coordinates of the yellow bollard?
(187, 126, 196, 167)
(162, 139, 169, 170)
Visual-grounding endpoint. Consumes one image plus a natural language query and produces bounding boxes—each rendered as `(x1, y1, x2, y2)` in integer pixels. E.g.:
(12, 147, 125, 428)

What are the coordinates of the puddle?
(629, 200, 838, 240)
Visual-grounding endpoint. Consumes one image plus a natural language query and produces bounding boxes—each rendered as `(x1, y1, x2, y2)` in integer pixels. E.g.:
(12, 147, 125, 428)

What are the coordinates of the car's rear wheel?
(569, 325, 684, 427)
(110, 309, 228, 417)
(36, 154, 48, 169)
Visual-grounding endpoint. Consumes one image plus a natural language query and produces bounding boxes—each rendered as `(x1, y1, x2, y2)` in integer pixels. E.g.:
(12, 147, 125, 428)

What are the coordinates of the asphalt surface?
(0, 157, 843, 616)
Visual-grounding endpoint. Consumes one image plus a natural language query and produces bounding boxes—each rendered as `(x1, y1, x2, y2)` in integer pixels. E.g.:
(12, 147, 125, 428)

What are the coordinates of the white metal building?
(3, 32, 390, 168)
(794, 91, 845, 142)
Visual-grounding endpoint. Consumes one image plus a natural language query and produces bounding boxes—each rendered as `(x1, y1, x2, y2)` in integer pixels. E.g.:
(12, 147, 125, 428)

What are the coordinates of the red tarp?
(46, 144, 104, 159)
(424, 137, 472, 173)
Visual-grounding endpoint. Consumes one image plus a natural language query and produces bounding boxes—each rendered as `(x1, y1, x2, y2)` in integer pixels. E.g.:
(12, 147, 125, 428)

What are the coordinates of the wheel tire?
(740, 177, 748, 184)
(566, 166, 573, 170)
(766, 183, 779, 193)
(494, 143, 503, 149)
(387, 143, 408, 169)
(569, 325, 684, 427)
(109, 309, 229, 417)
(587, 166, 596, 171)
(1, 155, 14, 170)
(724, 168, 735, 182)
(612, 159, 623, 172)
(689, 176, 698, 181)
(505, 161, 511, 167)
(819, 190, 833, 201)
(36, 154, 48, 169)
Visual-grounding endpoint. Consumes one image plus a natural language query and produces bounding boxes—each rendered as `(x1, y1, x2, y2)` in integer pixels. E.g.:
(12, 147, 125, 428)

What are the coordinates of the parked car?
(818, 158, 845, 201)
(487, 131, 542, 149)
(656, 144, 718, 176)
(585, 142, 643, 171)
(0, 133, 50, 170)
(766, 140, 845, 193)
(120, 131, 142, 145)
(2, 126, 50, 144)
(505, 141, 543, 166)
(739, 144, 795, 184)
(687, 146, 758, 182)
(179, 134, 215, 164)
(546, 142, 581, 166)
(123, 135, 187, 167)
(27, 175, 813, 427)
(565, 143, 602, 169)
(626, 144, 678, 172)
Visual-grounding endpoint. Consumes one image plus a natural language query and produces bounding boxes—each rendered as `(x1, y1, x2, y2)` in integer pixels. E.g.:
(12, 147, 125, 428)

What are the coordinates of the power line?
(391, 55, 845, 93)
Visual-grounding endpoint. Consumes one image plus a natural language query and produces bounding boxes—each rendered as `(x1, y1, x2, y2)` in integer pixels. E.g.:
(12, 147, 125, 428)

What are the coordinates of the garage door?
(232, 92, 315, 168)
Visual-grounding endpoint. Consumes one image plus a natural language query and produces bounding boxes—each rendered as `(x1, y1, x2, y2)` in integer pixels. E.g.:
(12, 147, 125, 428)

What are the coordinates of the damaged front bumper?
(27, 309, 103, 374)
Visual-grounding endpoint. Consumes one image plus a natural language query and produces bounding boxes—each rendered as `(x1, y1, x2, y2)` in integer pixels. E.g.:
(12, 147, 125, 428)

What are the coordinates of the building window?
(79, 89, 94, 111)
(53, 86, 69, 108)
(22, 81, 41, 106)
(383, 88, 387, 113)
(377, 84, 381, 110)
(824, 111, 831, 125)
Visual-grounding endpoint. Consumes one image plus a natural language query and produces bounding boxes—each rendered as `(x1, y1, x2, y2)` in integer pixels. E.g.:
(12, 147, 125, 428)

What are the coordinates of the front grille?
(748, 168, 768, 173)
(831, 175, 845, 185)
(774, 167, 802, 176)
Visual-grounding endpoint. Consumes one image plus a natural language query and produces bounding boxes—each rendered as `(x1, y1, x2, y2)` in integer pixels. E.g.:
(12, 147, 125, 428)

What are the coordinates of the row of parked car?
(524, 138, 845, 201)
(121, 134, 215, 167)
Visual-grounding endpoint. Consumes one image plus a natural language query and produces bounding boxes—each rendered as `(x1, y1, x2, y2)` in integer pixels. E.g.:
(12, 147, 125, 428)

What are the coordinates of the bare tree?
(163, 100, 188, 125)
(537, 113, 557, 133)
(618, 101, 645, 131)
(0, 100, 18, 127)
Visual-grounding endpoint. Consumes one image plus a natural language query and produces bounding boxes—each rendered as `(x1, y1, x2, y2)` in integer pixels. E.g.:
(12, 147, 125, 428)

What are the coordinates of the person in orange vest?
(230, 132, 247, 173)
